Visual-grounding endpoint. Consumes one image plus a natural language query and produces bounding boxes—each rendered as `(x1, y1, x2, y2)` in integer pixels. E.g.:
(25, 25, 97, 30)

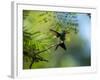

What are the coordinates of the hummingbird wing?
(50, 29, 61, 37)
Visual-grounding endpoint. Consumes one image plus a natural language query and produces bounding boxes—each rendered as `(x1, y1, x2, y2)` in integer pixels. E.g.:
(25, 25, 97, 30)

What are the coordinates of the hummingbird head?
(61, 30, 67, 37)
(62, 30, 70, 35)
(62, 30, 66, 34)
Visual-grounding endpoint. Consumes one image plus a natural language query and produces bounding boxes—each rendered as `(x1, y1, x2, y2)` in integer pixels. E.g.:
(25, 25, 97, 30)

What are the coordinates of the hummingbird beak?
(66, 31, 70, 34)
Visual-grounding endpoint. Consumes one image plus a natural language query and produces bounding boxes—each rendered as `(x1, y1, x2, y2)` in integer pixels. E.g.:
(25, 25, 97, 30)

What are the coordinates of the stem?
(29, 43, 59, 69)
(36, 43, 58, 55)
(29, 58, 34, 69)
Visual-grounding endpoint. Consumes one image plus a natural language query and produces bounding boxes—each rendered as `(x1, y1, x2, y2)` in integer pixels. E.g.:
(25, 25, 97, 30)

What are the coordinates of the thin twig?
(36, 43, 58, 55)
(29, 43, 58, 69)
(29, 58, 34, 69)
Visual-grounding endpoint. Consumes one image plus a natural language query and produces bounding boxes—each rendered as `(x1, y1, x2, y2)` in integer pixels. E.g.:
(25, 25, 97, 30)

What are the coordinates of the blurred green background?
(23, 10, 91, 69)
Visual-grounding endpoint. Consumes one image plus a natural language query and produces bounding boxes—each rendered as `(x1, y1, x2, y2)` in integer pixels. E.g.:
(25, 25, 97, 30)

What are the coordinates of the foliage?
(23, 10, 90, 69)
(23, 28, 54, 69)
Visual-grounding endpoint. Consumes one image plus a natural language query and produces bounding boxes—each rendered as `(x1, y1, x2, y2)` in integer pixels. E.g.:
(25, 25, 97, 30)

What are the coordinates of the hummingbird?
(50, 29, 69, 50)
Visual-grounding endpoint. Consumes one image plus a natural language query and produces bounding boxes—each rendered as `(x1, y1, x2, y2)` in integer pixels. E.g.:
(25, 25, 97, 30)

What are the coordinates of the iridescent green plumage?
(50, 29, 70, 50)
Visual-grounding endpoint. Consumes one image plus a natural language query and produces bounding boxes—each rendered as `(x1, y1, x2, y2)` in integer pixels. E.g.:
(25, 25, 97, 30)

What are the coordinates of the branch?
(36, 43, 58, 55)
(29, 43, 58, 69)
(24, 43, 58, 57)
(29, 58, 34, 69)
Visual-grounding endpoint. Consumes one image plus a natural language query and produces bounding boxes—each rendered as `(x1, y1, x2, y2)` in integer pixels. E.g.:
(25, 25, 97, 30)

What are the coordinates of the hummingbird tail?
(55, 42, 66, 50)
(59, 42, 66, 50)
